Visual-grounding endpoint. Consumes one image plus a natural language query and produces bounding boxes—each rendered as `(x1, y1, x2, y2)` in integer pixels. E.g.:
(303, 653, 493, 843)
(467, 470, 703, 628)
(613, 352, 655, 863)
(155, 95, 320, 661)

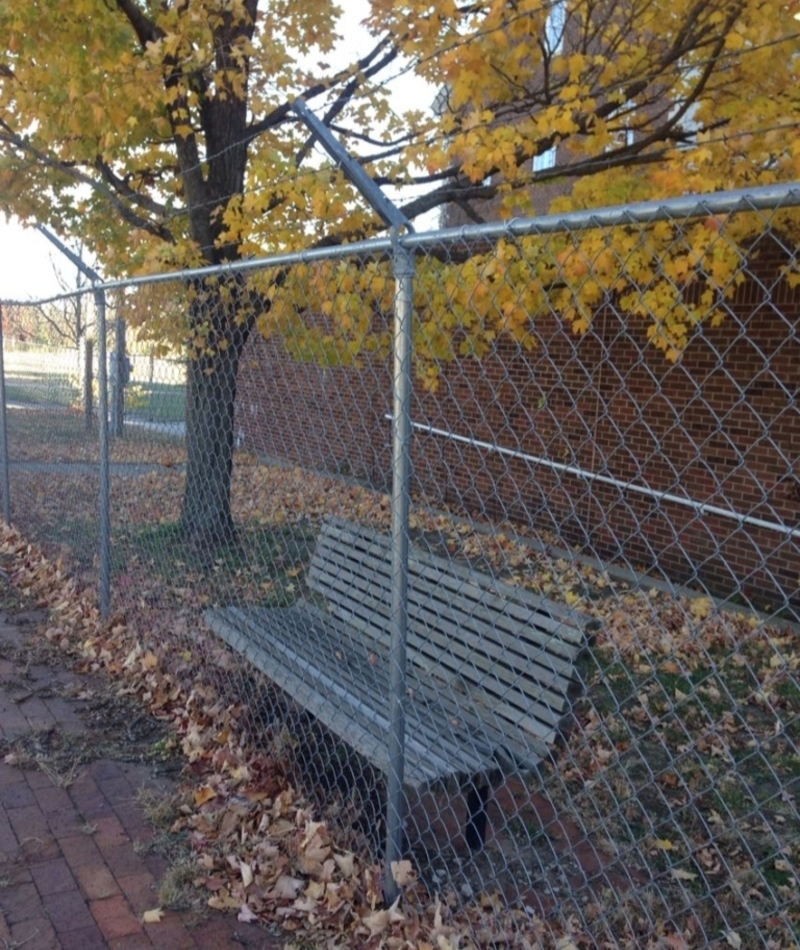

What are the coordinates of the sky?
(0, 2, 436, 303)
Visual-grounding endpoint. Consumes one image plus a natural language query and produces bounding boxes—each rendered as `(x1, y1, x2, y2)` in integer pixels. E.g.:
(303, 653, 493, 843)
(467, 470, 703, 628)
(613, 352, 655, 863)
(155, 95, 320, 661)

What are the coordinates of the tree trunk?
(180, 329, 245, 548)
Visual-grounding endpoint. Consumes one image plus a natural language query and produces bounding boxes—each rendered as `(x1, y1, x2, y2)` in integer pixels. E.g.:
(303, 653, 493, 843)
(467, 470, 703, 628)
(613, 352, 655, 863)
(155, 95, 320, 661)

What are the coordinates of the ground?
(0, 574, 282, 950)
(2, 405, 799, 949)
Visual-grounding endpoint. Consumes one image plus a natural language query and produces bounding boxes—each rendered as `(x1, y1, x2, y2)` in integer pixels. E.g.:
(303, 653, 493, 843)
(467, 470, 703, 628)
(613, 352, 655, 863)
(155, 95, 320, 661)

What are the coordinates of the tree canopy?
(2, 0, 798, 270)
(1, 0, 798, 539)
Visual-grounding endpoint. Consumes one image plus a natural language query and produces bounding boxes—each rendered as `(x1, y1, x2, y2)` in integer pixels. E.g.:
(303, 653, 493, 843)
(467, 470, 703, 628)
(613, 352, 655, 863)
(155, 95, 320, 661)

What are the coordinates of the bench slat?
(205, 519, 589, 790)
(313, 528, 585, 663)
(311, 569, 572, 739)
(324, 519, 586, 638)
(313, 558, 579, 693)
(206, 605, 486, 784)
(309, 537, 583, 727)
(285, 604, 551, 766)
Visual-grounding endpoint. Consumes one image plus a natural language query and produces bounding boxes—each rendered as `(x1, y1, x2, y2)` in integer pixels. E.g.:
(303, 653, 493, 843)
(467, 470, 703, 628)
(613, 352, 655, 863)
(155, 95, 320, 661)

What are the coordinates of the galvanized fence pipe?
(0, 303, 10, 524)
(94, 287, 111, 618)
(385, 233, 415, 900)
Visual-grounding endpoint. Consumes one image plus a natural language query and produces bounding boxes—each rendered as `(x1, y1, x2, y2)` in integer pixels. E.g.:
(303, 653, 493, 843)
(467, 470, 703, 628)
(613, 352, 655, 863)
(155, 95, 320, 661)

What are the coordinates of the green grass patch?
(115, 520, 316, 608)
(125, 380, 186, 425)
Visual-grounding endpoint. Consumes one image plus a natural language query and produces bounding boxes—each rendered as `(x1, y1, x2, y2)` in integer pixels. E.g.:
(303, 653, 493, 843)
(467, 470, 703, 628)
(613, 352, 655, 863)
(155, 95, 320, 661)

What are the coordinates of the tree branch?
(95, 158, 170, 218)
(0, 120, 174, 242)
(113, 0, 159, 48)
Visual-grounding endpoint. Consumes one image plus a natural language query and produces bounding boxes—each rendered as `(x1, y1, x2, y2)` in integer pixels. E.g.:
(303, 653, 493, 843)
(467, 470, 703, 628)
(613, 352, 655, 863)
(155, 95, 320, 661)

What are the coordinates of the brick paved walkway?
(0, 603, 281, 949)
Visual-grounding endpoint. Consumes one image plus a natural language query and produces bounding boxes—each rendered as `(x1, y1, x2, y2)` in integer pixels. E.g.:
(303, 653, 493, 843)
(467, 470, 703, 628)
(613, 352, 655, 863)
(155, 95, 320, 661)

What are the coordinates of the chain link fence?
(1, 184, 798, 948)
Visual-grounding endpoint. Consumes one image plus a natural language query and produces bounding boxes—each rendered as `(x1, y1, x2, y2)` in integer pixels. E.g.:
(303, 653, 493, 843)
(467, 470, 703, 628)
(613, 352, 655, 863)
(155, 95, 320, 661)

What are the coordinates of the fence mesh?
(1, 187, 798, 949)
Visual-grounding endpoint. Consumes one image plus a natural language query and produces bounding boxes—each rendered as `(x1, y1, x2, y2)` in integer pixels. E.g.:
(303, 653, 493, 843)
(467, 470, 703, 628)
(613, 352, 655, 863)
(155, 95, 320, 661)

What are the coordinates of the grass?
(124, 379, 186, 425)
(114, 519, 317, 607)
(4, 375, 79, 408)
(3, 344, 186, 422)
(3, 348, 81, 409)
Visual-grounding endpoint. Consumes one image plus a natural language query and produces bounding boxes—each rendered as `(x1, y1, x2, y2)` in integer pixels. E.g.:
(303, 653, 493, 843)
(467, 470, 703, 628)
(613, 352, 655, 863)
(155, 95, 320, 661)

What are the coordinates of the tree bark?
(180, 294, 251, 548)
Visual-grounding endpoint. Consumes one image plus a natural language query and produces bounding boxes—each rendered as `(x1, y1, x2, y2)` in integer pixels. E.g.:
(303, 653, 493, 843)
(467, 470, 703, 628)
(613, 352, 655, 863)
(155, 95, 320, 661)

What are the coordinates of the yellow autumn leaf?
(193, 785, 217, 806)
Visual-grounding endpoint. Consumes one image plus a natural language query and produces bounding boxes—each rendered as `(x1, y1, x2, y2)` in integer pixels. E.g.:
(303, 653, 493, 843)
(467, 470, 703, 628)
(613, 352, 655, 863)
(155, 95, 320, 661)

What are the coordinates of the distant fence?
(1, 182, 799, 950)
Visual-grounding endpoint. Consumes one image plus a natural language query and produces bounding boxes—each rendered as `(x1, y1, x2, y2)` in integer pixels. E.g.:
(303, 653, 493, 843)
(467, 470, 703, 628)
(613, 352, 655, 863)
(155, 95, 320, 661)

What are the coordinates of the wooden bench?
(205, 519, 595, 848)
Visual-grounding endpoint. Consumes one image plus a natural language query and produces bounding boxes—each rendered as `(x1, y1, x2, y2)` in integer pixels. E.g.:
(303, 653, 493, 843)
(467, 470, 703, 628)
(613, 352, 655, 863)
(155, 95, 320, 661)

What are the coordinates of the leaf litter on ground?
(1, 437, 798, 949)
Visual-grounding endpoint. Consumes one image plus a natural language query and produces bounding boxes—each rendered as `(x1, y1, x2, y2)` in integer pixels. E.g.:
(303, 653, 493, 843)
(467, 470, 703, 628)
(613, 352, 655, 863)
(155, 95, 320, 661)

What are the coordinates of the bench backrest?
(307, 519, 588, 748)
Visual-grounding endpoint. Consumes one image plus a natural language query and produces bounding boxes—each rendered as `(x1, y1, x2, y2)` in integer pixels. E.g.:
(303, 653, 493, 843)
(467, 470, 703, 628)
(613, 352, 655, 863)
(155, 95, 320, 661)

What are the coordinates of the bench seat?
(206, 519, 593, 796)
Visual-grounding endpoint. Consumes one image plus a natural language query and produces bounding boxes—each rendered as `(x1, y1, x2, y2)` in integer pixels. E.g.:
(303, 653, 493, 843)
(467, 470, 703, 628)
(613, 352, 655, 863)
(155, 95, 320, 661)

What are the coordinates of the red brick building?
(235, 236, 799, 615)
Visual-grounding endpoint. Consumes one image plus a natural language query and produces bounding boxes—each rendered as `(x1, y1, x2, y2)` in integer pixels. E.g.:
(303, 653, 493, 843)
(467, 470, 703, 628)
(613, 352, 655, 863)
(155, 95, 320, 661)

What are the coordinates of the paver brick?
(147, 920, 196, 949)
(58, 922, 114, 949)
(16, 833, 61, 864)
(33, 784, 73, 812)
(103, 841, 152, 878)
(45, 887, 96, 932)
(24, 769, 55, 790)
(46, 804, 84, 839)
(16, 695, 54, 726)
(0, 813, 18, 852)
(0, 762, 24, 785)
(29, 857, 76, 896)
(2, 881, 41, 924)
(0, 707, 32, 736)
(92, 813, 130, 849)
(0, 616, 285, 950)
(108, 933, 156, 949)
(116, 870, 158, 914)
(0, 761, 25, 788)
(0, 779, 37, 809)
(91, 894, 145, 941)
(74, 861, 122, 899)
(59, 832, 104, 870)
(10, 915, 59, 949)
(77, 791, 116, 820)
(7, 804, 50, 842)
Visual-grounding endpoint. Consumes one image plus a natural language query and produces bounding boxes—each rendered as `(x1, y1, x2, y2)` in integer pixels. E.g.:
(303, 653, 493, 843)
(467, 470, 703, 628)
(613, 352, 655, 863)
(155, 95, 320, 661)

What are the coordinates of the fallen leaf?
(142, 908, 164, 924)
(267, 876, 305, 900)
(391, 859, 416, 886)
(194, 785, 217, 806)
(334, 852, 356, 878)
(237, 904, 259, 923)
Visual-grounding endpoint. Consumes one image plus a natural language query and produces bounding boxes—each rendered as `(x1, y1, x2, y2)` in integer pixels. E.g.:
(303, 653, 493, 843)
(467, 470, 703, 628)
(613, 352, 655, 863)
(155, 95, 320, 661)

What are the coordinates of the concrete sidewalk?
(0, 600, 279, 949)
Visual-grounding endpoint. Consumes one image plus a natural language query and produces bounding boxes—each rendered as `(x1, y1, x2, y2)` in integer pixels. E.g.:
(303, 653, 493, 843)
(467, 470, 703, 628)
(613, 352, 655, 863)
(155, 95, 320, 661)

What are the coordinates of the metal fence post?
(94, 288, 111, 618)
(0, 303, 11, 524)
(110, 312, 126, 438)
(84, 337, 94, 431)
(385, 232, 414, 903)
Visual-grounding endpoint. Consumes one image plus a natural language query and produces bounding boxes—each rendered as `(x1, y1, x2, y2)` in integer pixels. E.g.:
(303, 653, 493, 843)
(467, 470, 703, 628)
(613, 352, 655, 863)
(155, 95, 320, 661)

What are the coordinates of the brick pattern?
(235, 244, 799, 610)
(0, 614, 280, 950)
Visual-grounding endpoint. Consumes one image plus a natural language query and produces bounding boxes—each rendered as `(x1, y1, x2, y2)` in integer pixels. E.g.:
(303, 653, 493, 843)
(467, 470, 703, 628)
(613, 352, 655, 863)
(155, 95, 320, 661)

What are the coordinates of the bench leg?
(465, 782, 490, 851)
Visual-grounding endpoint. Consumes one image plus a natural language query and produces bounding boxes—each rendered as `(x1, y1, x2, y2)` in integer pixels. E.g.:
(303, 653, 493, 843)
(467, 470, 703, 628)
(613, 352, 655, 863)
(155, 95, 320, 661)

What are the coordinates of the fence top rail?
(3, 180, 799, 309)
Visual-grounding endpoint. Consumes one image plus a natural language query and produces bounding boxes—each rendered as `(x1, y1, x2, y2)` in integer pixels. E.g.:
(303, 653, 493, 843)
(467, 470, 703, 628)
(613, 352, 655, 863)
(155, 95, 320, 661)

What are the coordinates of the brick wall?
(235, 243, 799, 612)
